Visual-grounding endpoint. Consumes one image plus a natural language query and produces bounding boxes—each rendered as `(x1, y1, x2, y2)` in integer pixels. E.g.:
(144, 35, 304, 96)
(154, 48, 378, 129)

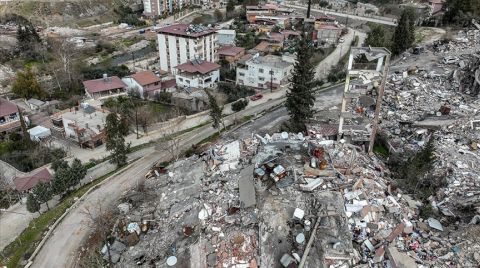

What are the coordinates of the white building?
(175, 59, 220, 89)
(217, 29, 236, 46)
(157, 24, 218, 74)
(236, 54, 294, 90)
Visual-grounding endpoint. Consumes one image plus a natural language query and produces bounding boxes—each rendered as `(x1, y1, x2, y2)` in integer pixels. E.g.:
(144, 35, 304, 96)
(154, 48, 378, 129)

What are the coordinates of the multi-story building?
(157, 24, 218, 74)
(236, 54, 294, 90)
(174, 58, 220, 89)
(143, 0, 196, 17)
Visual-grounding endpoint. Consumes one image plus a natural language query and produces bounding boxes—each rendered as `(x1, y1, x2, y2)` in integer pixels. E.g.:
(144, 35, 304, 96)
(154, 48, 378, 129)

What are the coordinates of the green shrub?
(232, 99, 248, 112)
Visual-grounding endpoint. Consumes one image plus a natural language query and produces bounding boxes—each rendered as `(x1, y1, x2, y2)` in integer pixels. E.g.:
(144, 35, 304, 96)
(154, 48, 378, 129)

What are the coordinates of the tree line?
(27, 159, 87, 214)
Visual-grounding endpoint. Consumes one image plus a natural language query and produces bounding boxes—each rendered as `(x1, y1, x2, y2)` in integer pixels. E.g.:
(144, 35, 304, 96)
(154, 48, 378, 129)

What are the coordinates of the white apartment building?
(236, 54, 294, 90)
(157, 24, 218, 74)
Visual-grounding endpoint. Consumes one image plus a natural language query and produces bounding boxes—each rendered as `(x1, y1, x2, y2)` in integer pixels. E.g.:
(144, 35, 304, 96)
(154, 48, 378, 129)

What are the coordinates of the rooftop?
(157, 24, 217, 38)
(14, 168, 52, 192)
(218, 46, 245, 56)
(0, 98, 18, 117)
(55, 105, 109, 136)
(175, 60, 220, 74)
(129, 71, 161, 86)
(83, 76, 127, 94)
(246, 54, 292, 69)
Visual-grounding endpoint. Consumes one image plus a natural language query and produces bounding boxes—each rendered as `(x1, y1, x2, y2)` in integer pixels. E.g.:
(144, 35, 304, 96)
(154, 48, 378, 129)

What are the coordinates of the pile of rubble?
(95, 129, 479, 267)
(380, 29, 480, 223)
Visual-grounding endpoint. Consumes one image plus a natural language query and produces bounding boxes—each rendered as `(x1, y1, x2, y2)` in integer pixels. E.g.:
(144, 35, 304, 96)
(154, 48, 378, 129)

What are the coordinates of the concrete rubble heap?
(380, 27, 480, 224)
(101, 128, 479, 267)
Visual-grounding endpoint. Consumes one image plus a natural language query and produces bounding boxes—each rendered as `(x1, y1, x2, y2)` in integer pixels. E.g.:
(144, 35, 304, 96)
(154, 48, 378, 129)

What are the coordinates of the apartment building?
(175, 58, 220, 89)
(157, 24, 218, 74)
(143, 0, 195, 17)
(236, 54, 294, 90)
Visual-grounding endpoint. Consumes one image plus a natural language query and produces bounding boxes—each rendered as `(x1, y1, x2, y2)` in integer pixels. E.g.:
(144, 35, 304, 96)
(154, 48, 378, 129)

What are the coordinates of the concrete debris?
(103, 31, 480, 266)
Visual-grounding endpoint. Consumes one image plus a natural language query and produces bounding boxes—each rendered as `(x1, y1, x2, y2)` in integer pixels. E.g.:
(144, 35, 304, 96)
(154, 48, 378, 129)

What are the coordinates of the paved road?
(285, 4, 397, 26)
(315, 29, 366, 80)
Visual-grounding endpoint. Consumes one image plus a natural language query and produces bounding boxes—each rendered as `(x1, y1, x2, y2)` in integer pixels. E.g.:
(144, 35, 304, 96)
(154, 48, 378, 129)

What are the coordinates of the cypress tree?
(392, 8, 416, 55)
(26, 193, 40, 214)
(285, 33, 316, 132)
(205, 89, 223, 131)
(106, 113, 129, 167)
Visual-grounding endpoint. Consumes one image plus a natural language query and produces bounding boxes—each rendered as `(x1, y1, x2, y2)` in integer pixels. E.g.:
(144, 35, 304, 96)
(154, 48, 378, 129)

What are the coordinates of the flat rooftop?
(157, 24, 217, 38)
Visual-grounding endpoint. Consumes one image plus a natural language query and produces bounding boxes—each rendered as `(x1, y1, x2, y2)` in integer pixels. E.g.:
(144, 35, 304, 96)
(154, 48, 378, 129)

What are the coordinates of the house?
(122, 71, 162, 99)
(27, 125, 52, 141)
(50, 104, 109, 149)
(217, 29, 236, 46)
(428, 0, 444, 14)
(314, 14, 337, 30)
(236, 54, 294, 90)
(83, 75, 128, 100)
(0, 98, 21, 135)
(14, 168, 52, 192)
(157, 24, 218, 74)
(175, 59, 220, 89)
(317, 24, 344, 44)
(26, 98, 46, 111)
(218, 46, 246, 65)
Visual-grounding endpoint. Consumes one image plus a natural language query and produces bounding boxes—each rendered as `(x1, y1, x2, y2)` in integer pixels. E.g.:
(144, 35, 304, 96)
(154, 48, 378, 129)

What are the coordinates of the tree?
(52, 159, 69, 172)
(214, 9, 224, 22)
(11, 68, 45, 99)
(26, 193, 40, 214)
(18, 107, 31, 144)
(285, 33, 316, 131)
(443, 0, 480, 25)
(391, 8, 416, 55)
(272, 25, 281, 33)
(16, 21, 42, 61)
(33, 182, 53, 210)
(70, 158, 87, 187)
(205, 89, 224, 131)
(226, 0, 235, 17)
(318, 0, 329, 8)
(365, 25, 390, 48)
(106, 113, 129, 167)
(232, 99, 249, 112)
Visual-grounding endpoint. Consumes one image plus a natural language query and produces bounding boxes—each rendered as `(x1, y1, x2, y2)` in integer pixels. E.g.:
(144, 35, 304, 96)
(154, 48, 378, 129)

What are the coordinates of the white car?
(339, 38, 345, 43)
(443, 56, 458, 64)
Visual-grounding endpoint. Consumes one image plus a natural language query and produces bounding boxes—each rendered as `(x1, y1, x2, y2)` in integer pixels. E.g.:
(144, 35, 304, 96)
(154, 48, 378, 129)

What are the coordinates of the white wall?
(236, 62, 293, 89)
(157, 32, 218, 74)
(122, 77, 145, 98)
(175, 69, 219, 89)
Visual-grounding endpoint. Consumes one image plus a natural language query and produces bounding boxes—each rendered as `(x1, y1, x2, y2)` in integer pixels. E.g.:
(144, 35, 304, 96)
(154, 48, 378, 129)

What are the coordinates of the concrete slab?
(239, 165, 256, 208)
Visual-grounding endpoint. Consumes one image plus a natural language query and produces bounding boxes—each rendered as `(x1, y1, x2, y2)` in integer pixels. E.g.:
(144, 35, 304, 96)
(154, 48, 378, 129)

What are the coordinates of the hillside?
(0, 0, 139, 27)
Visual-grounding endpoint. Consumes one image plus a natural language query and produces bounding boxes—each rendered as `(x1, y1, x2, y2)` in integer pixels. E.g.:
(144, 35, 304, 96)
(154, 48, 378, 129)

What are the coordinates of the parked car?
(413, 46, 424, 54)
(339, 38, 345, 43)
(250, 94, 263, 101)
(443, 56, 458, 64)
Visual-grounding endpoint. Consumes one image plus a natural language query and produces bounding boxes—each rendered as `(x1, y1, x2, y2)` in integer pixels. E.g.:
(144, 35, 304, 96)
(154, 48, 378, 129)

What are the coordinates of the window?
(239, 72, 245, 76)
(258, 77, 265, 81)
(179, 77, 184, 82)
(258, 83, 264, 88)
(238, 79, 244, 84)
(154, 82, 159, 86)
(259, 68, 264, 73)
(185, 80, 190, 84)
(204, 77, 212, 83)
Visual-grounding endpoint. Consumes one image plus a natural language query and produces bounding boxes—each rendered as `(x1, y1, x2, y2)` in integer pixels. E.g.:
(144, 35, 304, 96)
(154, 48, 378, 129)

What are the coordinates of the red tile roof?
(157, 24, 216, 38)
(14, 168, 52, 192)
(318, 24, 343, 30)
(83, 76, 127, 94)
(162, 79, 177, 89)
(175, 60, 220, 74)
(130, 71, 161, 86)
(0, 98, 19, 117)
(218, 46, 245, 56)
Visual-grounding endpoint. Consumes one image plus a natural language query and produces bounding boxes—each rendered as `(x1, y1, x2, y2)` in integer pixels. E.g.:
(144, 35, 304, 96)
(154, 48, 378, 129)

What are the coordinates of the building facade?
(175, 59, 220, 89)
(0, 98, 21, 136)
(157, 24, 218, 74)
(236, 54, 294, 90)
(122, 71, 162, 99)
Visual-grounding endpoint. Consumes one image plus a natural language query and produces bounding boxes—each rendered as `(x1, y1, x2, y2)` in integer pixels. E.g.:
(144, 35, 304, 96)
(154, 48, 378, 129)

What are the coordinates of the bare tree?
(159, 130, 182, 165)
(81, 203, 115, 267)
(47, 36, 79, 91)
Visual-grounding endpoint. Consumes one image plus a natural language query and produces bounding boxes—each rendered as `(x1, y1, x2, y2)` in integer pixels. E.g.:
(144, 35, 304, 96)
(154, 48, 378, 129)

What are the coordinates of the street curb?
(25, 158, 141, 268)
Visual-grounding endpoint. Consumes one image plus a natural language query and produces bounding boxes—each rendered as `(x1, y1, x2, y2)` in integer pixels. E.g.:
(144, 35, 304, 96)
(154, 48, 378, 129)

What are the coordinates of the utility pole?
(269, 70, 274, 92)
(306, 0, 312, 19)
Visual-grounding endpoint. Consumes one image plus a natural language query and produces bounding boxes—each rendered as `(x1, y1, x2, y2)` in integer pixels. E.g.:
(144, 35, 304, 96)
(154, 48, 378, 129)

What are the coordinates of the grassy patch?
(373, 144, 390, 157)
(148, 102, 168, 115)
(241, 115, 254, 122)
(0, 168, 121, 267)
